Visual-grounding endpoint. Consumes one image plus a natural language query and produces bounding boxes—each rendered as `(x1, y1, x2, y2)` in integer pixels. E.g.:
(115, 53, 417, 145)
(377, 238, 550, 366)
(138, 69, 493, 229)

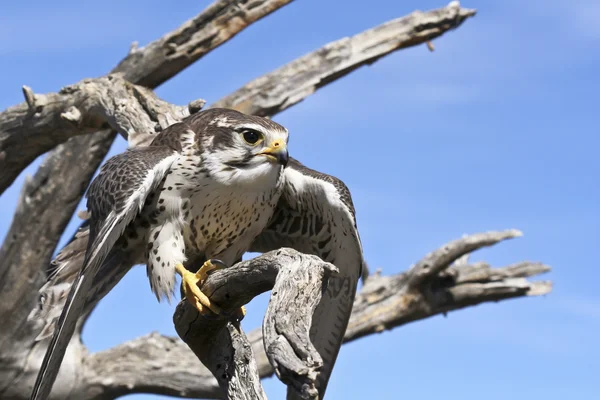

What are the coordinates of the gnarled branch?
(79, 230, 550, 400)
(0, 76, 196, 167)
(174, 249, 336, 400)
(212, 2, 476, 116)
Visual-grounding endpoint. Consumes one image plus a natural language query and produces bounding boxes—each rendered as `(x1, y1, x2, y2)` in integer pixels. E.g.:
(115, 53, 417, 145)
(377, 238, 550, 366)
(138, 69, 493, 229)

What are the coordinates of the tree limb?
(212, 1, 476, 115)
(0, 76, 195, 171)
(0, 0, 295, 193)
(76, 230, 551, 400)
(173, 249, 336, 400)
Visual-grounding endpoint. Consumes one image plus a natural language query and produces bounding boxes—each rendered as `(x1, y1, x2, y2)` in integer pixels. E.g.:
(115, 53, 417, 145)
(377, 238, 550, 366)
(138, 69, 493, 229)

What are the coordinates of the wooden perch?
(75, 230, 551, 400)
(174, 249, 337, 400)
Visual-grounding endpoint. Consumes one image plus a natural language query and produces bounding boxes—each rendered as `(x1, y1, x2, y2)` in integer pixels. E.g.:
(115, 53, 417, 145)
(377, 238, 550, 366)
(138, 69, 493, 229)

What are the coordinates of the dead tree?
(0, 2, 551, 399)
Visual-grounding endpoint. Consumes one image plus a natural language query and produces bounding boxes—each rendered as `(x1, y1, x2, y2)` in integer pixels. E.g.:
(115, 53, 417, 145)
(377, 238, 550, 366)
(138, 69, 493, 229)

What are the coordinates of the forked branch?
(81, 230, 550, 400)
(174, 249, 336, 400)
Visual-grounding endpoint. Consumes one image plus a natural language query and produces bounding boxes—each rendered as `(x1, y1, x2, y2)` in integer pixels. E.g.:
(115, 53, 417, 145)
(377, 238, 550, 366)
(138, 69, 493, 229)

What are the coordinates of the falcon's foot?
(175, 261, 222, 316)
(175, 260, 245, 319)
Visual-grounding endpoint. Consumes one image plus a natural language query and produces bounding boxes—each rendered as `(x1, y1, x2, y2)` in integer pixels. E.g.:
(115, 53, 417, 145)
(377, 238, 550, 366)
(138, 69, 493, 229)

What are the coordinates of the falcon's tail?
(29, 271, 91, 400)
(31, 215, 129, 400)
(28, 227, 89, 342)
(28, 226, 130, 342)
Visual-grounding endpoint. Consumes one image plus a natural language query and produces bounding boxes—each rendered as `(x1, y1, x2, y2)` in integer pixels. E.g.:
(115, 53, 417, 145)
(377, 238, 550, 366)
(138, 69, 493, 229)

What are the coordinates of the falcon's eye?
(241, 129, 263, 145)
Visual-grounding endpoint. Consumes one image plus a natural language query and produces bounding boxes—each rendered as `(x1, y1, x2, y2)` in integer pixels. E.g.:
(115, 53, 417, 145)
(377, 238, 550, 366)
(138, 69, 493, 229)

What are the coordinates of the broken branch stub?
(173, 249, 337, 400)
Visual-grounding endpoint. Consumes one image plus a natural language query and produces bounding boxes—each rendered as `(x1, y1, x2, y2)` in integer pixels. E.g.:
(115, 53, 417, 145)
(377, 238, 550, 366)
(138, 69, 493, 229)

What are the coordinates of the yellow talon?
(176, 260, 246, 320)
(195, 259, 221, 282)
(175, 261, 222, 315)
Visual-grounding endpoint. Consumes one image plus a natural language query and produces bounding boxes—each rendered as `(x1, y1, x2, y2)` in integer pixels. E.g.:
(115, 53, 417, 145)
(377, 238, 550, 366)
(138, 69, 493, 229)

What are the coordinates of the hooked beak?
(259, 139, 289, 167)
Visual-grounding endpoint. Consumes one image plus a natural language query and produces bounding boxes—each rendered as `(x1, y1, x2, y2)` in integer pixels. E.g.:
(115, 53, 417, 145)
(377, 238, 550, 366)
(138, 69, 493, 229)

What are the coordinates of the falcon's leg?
(176, 260, 246, 319)
(175, 261, 222, 315)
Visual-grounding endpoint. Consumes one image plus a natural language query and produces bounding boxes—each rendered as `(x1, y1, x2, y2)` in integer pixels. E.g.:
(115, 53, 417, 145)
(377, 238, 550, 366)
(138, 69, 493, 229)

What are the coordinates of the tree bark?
(46, 230, 549, 400)
(174, 250, 337, 400)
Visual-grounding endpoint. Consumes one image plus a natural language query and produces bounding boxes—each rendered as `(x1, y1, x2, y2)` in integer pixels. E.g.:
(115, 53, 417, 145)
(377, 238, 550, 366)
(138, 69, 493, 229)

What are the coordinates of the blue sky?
(1, 0, 599, 399)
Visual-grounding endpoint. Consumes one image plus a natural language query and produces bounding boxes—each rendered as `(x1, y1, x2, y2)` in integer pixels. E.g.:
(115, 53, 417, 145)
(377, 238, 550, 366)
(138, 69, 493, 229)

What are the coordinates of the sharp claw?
(195, 259, 228, 282)
(176, 260, 244, 320)
(176, 261, 222, 315)
(208, 258, 228, 269)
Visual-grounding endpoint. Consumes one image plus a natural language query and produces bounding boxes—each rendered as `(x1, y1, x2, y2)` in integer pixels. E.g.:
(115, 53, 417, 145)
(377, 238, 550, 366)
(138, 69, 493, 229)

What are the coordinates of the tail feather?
(28, 228, 89, 342)
(29, 272, 90, 400)
(30, 213, 127, 400)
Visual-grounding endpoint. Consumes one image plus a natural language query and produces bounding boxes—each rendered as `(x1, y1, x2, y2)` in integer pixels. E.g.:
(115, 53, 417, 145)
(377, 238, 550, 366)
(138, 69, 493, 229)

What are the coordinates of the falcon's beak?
(259, 139, 289, 167)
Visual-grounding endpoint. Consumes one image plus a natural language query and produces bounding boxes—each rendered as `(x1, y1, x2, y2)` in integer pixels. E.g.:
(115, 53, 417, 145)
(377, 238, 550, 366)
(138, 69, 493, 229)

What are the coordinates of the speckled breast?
(182, 183, 282, 265)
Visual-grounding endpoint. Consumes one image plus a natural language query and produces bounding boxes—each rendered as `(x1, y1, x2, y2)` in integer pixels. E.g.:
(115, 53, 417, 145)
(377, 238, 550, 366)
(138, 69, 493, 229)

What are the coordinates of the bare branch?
(346, 259, 551, 341)
(405, 229, 523, 289)
(112, 0, 295, 88)
(76, 231, 551, 400)
(212, 2, 476, 115)
(0, 0, 295, 194)
(0, 76, 195, 171)
(82, 333, 218, 400)
(174, 250, 336, 400)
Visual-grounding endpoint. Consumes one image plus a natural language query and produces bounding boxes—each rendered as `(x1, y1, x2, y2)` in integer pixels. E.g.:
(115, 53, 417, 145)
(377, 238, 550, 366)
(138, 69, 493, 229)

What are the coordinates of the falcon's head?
(190, 108, 289, 188)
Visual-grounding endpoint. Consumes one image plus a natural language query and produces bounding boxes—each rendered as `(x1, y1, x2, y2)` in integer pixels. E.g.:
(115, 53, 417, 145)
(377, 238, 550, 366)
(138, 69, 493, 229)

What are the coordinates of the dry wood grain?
(78, 231, 550, 400)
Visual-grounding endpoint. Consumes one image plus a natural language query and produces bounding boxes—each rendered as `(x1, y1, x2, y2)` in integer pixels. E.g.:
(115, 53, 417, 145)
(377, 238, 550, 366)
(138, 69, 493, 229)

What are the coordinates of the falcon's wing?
(31, 146, 178, 400)
(249, 158, 364, 399)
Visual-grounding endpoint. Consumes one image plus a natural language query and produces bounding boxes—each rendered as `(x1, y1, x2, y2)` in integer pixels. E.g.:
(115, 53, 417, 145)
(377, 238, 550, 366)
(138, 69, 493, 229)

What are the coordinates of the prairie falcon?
(30, 108, 364, 400)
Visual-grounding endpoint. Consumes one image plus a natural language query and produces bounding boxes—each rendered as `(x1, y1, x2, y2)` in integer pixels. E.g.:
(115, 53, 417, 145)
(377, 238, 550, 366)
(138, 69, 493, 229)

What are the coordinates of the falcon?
(30, 108, 364, 400)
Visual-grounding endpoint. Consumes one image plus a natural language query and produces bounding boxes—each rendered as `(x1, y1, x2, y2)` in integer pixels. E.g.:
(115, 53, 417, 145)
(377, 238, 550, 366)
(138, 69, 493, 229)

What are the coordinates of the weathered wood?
(112, 0, 295, 88)
(405, 229, 523, 288)
(0, 76, 193, 171)
(75, 231, 550, 400)
(173, 249, 336, 400)
(345, 232, 551, 341)
(212, 2, 476, 115)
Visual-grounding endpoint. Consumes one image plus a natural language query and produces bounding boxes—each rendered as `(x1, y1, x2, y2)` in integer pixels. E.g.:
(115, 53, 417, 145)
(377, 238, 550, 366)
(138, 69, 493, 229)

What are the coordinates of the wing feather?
(30, 146, 178, 400)
(249, 158, 364, 399)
